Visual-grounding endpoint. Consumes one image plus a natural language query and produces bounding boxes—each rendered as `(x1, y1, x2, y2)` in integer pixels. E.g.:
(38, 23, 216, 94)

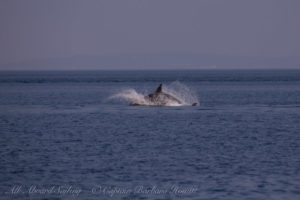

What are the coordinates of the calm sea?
(0, 70, 300, 200)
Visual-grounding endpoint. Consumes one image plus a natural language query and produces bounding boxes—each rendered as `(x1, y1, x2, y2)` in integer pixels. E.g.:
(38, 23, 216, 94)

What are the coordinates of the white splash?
(110, 89, 149, 105)
(109, 82, 199, 106)
(163, 81, 200, 106)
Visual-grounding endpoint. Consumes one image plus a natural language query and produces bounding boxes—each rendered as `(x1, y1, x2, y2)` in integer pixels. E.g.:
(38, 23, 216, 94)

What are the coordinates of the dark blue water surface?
(0, 70, 300, 200)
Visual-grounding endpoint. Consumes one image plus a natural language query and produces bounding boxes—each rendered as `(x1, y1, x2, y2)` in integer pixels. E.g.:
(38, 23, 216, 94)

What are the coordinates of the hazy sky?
(0, 0, 299, 69)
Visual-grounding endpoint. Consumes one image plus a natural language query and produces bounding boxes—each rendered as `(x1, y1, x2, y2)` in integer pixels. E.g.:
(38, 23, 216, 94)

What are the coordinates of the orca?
(131, 84, 197, 106)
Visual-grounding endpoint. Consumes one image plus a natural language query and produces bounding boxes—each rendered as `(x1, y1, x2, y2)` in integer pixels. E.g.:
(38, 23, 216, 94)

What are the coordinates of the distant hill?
(1, 53, 299, 70)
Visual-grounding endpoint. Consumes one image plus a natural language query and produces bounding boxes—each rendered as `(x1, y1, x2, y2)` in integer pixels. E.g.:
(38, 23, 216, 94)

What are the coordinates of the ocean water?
(0, 70, 300, 200)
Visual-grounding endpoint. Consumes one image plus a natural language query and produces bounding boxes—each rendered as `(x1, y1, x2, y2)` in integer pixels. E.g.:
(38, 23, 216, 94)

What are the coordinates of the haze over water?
(1, 0, 300, 199)
(1, 0, 300, 70)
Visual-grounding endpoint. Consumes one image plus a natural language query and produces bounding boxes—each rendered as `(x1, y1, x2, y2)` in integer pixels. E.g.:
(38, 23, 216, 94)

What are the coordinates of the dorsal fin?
(156, 84, 162, 93)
